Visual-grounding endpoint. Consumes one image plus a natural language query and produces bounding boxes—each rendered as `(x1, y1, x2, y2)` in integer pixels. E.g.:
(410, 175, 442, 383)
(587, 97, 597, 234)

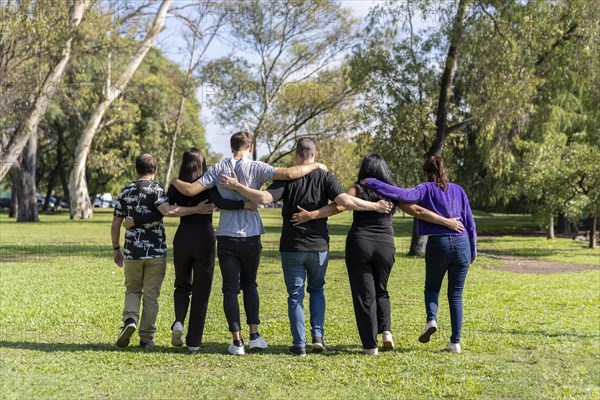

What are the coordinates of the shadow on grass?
(0, 340, 415, 356)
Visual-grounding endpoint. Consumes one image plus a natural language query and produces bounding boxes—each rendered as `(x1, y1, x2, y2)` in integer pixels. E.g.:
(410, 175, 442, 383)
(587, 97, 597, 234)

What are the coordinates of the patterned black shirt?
(113, 179, 167, 260)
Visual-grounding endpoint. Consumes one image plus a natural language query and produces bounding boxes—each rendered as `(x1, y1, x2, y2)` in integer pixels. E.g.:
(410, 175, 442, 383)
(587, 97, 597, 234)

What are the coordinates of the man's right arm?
(272, 163, 328, 180)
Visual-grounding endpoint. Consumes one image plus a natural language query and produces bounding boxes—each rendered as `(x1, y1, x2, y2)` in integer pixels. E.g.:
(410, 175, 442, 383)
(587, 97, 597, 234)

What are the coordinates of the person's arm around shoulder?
(363, 178, 424, 203)
(272, 163, 328, 180)
(333, 188, 392, 213)
(170, 165, 219, 196)
(398, 203, 464, 232)
(170, 179, 207, 197)
(220, 171, 276, 204)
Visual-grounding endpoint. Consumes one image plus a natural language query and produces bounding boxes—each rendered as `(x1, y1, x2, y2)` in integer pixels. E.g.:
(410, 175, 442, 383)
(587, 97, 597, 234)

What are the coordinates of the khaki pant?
(122, 257, 167, 342)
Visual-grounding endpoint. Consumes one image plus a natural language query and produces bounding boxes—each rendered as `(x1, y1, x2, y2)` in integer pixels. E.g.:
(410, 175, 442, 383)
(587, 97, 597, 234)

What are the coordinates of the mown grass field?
(0, 209, 598, 399)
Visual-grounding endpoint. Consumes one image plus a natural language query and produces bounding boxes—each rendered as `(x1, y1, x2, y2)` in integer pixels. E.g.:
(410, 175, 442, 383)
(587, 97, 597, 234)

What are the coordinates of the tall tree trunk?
(0, 0, 89, 181)
(408, 218, 427, 256)
(408, 0, 468, 255)
(8, 168, 20, 218)
(557, 212, 570, 234)
(590, 209, 597, 249)
(43, 164, 58, 211)
(547, 214, 555, 239)
(163, 96, 186, 187)
(17, 135, 39, 222)
(69, 0, 173, 219)
(57, 129, 70, 205)
(426, 0, 468, 158)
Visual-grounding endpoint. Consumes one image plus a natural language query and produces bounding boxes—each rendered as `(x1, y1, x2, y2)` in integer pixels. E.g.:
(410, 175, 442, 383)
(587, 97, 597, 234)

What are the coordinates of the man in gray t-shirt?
(171, 131, 326, 355)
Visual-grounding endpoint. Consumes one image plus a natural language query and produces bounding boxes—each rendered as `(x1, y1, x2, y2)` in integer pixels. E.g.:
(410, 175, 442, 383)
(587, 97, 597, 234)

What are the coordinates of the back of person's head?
(423, 156, 448, 190)
(136, 154, 157, 176)
(295, 137, 317, 160)
(230, 131, 253, 152)
(355, 153, 397, 211)
(178, 148, 207, 183)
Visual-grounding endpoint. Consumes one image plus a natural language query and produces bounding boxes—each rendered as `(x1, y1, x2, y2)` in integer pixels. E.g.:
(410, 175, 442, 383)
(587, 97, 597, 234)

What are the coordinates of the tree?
(161, 5, 228, 187)
(201, 0, 357, 161)
(0, 0, 90, 182)
(68, 0, 172, 219)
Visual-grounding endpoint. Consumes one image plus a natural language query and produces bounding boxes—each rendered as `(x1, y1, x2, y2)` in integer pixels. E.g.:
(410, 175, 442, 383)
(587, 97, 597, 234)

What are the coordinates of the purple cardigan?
(365, 178, 477, 259)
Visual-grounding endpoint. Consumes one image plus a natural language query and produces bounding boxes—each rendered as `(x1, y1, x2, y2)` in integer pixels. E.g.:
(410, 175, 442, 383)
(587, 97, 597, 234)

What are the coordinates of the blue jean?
(280, 251, 329, 348)
(425, 235, 471, 344)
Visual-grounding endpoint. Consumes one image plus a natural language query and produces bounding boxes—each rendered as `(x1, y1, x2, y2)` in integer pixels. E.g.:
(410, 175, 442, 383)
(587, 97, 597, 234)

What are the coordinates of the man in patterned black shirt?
(111, 154, 205, 349)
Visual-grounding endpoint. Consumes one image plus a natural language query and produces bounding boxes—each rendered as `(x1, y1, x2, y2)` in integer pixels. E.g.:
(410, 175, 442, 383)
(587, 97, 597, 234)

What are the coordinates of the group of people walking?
(110, 131, 477, 356)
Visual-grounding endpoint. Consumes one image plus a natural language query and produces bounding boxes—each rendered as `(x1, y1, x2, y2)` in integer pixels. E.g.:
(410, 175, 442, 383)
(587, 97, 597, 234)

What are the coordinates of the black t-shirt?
(266, 170, 344, 252)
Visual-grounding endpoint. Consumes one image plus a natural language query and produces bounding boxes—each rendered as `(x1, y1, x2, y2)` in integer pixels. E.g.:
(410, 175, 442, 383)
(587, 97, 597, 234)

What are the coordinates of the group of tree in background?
(1, 0, 598, 250)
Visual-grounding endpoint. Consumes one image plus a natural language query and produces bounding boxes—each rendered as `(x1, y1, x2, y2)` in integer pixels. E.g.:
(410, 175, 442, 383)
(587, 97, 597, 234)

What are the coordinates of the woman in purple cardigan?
(364, 156, 476, 353)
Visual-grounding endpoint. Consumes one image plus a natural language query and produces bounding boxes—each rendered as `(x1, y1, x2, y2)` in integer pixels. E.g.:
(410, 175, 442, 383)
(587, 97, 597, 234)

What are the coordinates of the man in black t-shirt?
(220, 138, 392, 356)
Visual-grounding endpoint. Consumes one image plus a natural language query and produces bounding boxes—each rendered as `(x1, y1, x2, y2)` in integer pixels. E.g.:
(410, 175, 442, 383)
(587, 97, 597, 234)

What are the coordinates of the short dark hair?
(230, 131, 253, 151)
(136, 154, 157, 176)
(295, 137, 316, 160)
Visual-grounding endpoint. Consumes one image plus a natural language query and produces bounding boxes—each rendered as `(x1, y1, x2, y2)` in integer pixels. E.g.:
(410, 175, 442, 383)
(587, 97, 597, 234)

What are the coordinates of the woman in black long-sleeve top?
(127, 148, 254, 351)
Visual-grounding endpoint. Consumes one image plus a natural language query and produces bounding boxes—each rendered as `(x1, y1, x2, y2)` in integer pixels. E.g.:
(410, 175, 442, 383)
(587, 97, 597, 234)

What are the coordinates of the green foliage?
(200, 0, 357, 161)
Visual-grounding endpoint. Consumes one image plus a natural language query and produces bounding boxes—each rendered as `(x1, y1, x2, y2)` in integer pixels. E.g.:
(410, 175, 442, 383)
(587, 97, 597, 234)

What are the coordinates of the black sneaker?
(140, 340, 156, 349)
(116, 318, 136, 348)
(312, 337, 326, 353)
(288, 346, 307, 357)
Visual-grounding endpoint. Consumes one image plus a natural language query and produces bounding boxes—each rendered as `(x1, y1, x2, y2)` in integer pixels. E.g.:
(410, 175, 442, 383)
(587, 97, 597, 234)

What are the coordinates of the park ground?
(0, 209, 598, 399)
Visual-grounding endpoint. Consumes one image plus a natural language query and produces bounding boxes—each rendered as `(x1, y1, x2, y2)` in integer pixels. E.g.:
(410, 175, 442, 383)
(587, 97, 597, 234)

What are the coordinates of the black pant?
(217, 236, 262, 332)
(345, 234, 395, 349)
(173, 222, 215, 347)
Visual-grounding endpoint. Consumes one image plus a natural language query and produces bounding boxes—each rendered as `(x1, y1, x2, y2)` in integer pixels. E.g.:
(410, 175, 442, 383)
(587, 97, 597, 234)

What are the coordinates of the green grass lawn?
(0, 209, 598, 399)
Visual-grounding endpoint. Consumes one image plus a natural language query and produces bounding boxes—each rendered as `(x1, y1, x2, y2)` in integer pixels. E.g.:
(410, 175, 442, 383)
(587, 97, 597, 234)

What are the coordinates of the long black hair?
(354, 153, 398, 212)
(178, 147, 207, 183)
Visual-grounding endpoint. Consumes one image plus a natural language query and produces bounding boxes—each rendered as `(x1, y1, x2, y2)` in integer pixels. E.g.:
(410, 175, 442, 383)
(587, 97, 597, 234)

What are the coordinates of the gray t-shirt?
(198, 157, 276, 237)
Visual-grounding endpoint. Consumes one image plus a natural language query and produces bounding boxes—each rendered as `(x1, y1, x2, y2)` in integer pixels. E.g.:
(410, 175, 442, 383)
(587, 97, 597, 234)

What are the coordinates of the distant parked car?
(0, 196, 11, 208)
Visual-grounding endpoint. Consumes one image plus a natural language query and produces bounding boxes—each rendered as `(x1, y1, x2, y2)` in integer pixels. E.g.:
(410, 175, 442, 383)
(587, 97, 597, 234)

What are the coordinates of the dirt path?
(480, 252, 599, 274)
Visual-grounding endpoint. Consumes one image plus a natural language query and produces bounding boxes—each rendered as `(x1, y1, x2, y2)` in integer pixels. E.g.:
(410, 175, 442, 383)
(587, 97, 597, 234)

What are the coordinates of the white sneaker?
(171, 322, 184, 347)
(187, 345, 200, 352)
(418, 320, 437, 343)
(382, 331, 394, 351)
(363, 347, 379, 356)
(249, 335, 268, 351)
(446, 342, 461, 353)
(228, 342, 245, 355)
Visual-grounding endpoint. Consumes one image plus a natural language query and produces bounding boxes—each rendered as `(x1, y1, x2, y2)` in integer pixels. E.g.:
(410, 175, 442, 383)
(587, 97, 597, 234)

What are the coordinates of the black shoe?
(288, 346, 307, 357)
(140, 340, 156, 349)
(312, 337, 326, 353)
(116, 318, 136, 348)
